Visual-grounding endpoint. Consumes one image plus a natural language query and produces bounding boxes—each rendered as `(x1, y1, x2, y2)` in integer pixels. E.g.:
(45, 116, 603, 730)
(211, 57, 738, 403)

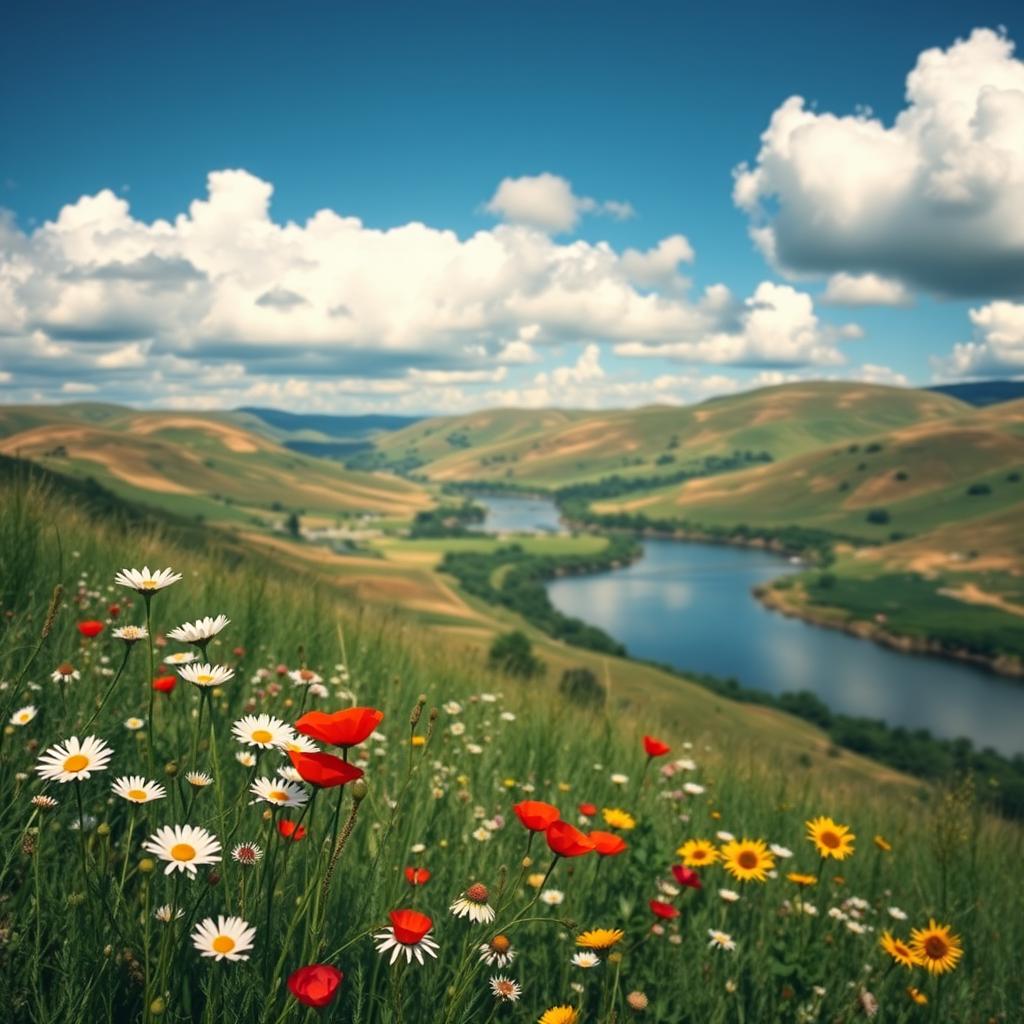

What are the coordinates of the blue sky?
(2, 1, 1023, 411)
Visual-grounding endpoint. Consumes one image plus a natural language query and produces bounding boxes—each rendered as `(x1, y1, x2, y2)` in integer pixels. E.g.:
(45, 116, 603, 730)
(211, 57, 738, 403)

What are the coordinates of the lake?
(473, 493, 1024, 755)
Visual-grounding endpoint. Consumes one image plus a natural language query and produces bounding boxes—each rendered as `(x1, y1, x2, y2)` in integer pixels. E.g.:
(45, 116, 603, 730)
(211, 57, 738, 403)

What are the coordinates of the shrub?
(967, 483, 992, 496)
(866, 508, 890, 525)
(487, 630, 544, 678)
(558, 667, 606, 709)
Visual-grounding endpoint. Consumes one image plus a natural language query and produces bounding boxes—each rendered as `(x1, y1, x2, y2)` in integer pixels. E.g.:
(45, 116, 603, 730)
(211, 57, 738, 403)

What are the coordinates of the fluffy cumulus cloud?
(0, 169, 870, 411)
(935, 300, 1024, 376)
(484, 173, 635, 233)
(821, 273, 912, 308)
(734, 28, 1024, 299)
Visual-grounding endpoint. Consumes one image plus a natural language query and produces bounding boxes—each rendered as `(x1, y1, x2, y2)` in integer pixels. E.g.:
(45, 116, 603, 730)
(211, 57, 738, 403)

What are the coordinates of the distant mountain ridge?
(928, 380, 1024, 406)
(236, 407, 423, 438)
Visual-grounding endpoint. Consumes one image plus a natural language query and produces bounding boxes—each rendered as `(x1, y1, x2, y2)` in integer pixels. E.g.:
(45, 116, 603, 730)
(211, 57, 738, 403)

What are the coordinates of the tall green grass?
(0, 477, 1020, 1023)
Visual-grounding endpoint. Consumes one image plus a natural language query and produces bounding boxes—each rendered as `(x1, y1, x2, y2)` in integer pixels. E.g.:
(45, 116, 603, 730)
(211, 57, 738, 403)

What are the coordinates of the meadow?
(1, 477, 1020, 1023)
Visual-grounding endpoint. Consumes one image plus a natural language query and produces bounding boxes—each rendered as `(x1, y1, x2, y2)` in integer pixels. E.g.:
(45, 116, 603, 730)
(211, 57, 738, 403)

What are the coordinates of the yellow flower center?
(171, 843, 196, 862)
(692, 849, 707, 860)
(924, 935, 948, 960)
(63, 754, 89, 772)
(251, 729, 273, 743)
(128, 789, 148, 801)
(738, 851, 758, 869)
(820, 830, 840, 849)
(490, 935, 510, 954)
(269, 790, 288, 803)
(212, 935, 235, 954)
(142, 579, 157, 589)
(197, 674, 214, 684)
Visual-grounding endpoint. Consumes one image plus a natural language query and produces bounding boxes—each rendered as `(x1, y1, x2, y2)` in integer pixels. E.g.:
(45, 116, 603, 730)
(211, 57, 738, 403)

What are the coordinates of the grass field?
(2, 471, 1021, 1023)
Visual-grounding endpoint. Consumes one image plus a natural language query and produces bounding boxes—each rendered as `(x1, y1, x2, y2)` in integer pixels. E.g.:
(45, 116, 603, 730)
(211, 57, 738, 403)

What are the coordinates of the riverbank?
(756, 580, 1024, 679)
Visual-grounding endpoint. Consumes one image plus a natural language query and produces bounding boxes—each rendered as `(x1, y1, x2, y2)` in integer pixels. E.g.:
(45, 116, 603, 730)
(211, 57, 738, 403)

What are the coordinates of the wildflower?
(787, 872, 817, 886)
(77, 620, 105, 638)
(643, 735, 670, 757)
(152, 675, 177, 693)
(36, 735, 113, 783)
(888, 906, 908, 921)
(906, 986, 928, 1005)
(10, 705, 37, 726)
(143, 824, 222, 876)
(277, 819, 307, 841)
(909, 919, 963, 975)
(601, 807, 636, 830)
(572, 951, 601, 968)
(163, 652, 195, 666)
(31, 794, 59, 809)
(178, 663, 234, 688)
(295, 707, 384, 748)
(281, 733, 319, 754)
(677, 838, 719, 867)
(124, 717, 145, 730)
(405, 867, 431, 886)
(288, 668, 323, 687)
(232, 714, 291, 749)
(167, 615, 230, 647)
(683, 781, 705, 795)
(806, 816, 856, 860)
(186, 771, 213, 787)
(191, 915, 255, 962)
(858, 990, 879, 1017)
(288, 750, 364, 789)
(112, 625, 148, 645)
(287, 964, 343, 1008)
(546, 820, 594, 858)
(846, 920, 868, 935)
(450, 883, 496, 924)
(576, 928, 624, 951)
(479, 935, 516, 967)
(626, 991, 648, 1011)
(770, 843, 793, 859)
(373, 909, 439, 965)
(114, 566, 182, 597)
(51, 663, 80, 684)
(472, 827, 492, 842)
(708, 929, 736, 951)
(610, 772, 629, 785)
(539, 1006, 578, 1024)
(671, 864, 702, 889)
(589, 830, 628, 856)
(111, 775, 166, 804)
(231, 842, 263, 865)
(720, 838, 775, 882)
(540, 889, 564, 906)
(250, 776, 308, 808)
(450, 721, 466, 737)
(154, 904, 184, 922)
(718, 888, 740, 903)
(489, 975, 521, 1002)
(578, 801, 597, 817)
(649, 899, 679, 920)
(514, 800, 560, 831)
(235, 752, 256, 767)
(443, 701, 462, 714)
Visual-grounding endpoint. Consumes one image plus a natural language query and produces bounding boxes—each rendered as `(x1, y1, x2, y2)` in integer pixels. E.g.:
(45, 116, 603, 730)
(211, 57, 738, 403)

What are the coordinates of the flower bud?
(138, 857, 156, 874)
(164, 761, 179, 777)
(149, 997, 166, 1015)
(352, 778, 368, 802)
(97, 822, 111, 837)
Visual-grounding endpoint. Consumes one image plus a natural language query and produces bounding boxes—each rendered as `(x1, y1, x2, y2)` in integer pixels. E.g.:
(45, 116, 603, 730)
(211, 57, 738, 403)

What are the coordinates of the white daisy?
(31, 794, 59, 809)
(489, 975, 522, 1002)
(540, 889, 564, 906)
(232, 714, 292, 750)
(280, 733, 319, 754)
(478, 936, 516, 967)
(770, 843, 794, 859)
(9, 705, 37, 726)
(887, 906, 908, 921)
(112, 625, 148, 645)
(449, 884, 495, 925)
(114, 567, 182, 594)
(373, 911, 439, 966)
(163, 651, 196, 666)
(185, 771, 213, 787)
(610, 773, 629, 786)
(716, 831, 735, 842)
(35, 735, 113, 783)
(231, 842, 264, 865)
(235, 751, 257, 767)
(142, 824, 222, 876)
(572, 951, 601, 968)
(443, 701, 462, 715)
(50, 663, 80, 684)
(278, 766, 304, 783)
(111, 775, 166, 804)
(167, 615, 230, 646)
(683, 782, 705, 795)
(178, 663, 234, 688)
(124, 717, 145, 731)
(288, 668, 322, 687)
(471, 827, 491, 842)
(249, 776, 308, 808)
(154, 904, 185, 922)
(718, 889, 740, 903)
(708, 929, 736, 952)
(191, 915, 256, 962)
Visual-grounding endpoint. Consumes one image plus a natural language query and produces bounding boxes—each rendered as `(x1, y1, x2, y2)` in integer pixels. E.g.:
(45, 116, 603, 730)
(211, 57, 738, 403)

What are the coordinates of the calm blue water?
(474, 495, 1024, 755)
(469, 493, 565, 534)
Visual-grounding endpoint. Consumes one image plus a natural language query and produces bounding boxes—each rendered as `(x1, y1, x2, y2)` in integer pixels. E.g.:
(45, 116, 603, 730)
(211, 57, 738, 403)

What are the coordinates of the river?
(472, 493, 1024, 756)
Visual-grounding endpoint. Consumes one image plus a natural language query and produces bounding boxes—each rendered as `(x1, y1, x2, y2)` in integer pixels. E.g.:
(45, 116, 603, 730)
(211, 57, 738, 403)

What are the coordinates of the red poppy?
(288, 750, 364, 789)
(649, 899, 679, 920)
(77, 620, 104, 638)
(578, 802, 598, 817)
(672, 864, 702, 890)
(107, 603, 121, 618)
(278, 819, 307, 841)
(545, 820, 594, 858)
(152, 675, 177, 693)
(233, 646, 246, 658)
(404, 866, 431, 886)
(390, 909, 432, 945)
(513, 800, 560, 832)
(643, 735, 671, 758)
(295, 707, 384, 748)
(588, 830, 628, 857)
(287, 964, 343, 1008)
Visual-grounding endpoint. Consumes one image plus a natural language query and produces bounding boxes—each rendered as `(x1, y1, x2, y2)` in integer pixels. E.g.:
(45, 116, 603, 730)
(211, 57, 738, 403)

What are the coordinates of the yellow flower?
(880, 931, 922, 969)
(806, 816, 855, 860)
(786, 872, 817, 887)
(526, 873, 546, 889)
(906, 986, 928, 1006)
(410, 735, 426, 747)
(539, 1007, 578, 1024)
(873, 834, 892, 852)
(909, 919, 963, 975)
(710, 810, 722, 820)
(558, 782, 571, 792)
(576, 928, 624, 950)
(502, 778, 517, 788)
(677, 838, 719, 867)
(601, 807, 636, 831)
(720, 838, 775, 883)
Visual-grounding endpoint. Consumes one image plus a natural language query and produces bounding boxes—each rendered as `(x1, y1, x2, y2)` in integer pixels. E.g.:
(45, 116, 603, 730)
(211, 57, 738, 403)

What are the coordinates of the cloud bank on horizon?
(1, 26, 1022, 412)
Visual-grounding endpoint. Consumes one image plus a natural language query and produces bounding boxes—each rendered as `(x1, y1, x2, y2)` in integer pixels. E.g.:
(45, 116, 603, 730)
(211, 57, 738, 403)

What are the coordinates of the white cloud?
(621, 234, 695, 292)
(822, 273, 913, 307)
(735, 28, 1024, 298)
(935, 300, 1024, 375)
(484, 172, 634, 233)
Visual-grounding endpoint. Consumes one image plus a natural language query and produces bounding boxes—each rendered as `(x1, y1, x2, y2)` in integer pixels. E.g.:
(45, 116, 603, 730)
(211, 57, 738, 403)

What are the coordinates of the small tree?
(488, 631, 544, 679)
(285, 511, 302, 539)
(866, 508, 890, 525)
(559, 667, 606, 709)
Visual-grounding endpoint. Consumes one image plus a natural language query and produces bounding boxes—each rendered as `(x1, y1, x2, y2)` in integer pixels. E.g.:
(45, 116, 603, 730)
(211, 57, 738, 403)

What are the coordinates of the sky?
(1, 0, 1023, 413)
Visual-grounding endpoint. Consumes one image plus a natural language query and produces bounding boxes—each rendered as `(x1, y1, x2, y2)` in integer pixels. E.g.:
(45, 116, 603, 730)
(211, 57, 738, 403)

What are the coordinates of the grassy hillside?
(0, 404, 431, 528)
(368, 383, 967, 486)
(1, 468, 1021, 1022)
